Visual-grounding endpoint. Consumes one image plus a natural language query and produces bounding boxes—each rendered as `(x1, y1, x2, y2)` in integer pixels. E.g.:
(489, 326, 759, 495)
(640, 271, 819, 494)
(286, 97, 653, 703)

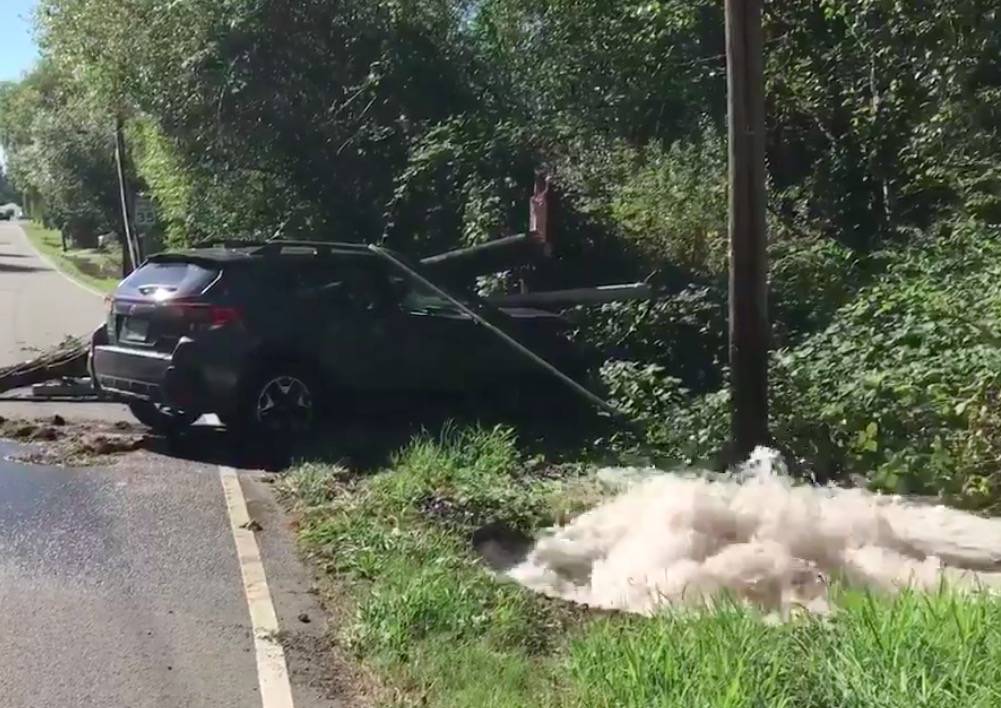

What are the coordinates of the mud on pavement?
(0, 415, 149, 466)
(0, 413, 295, 471)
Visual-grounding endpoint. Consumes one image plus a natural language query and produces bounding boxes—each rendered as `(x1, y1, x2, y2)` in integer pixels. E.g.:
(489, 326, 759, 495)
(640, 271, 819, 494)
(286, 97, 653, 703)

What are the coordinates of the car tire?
(234, 364, 320, 438)
(128, 401, 201, 434)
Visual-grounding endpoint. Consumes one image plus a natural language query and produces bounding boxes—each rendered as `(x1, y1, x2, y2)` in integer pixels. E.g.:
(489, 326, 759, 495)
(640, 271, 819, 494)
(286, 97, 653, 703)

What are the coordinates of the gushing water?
(508, 448, 1001, 617)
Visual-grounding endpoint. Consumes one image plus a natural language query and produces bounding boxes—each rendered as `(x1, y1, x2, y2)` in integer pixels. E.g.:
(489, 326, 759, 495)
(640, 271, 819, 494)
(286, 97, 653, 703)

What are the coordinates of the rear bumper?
(93, 345, 199, 408)
(93, 345, 170, 400)
(93, 337, 247, 413)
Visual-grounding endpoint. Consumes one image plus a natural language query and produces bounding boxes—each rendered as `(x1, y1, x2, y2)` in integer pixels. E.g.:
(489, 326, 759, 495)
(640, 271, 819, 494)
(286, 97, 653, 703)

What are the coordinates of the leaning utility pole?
(114, 115, 140, 276)
(725, 0, 770, 459)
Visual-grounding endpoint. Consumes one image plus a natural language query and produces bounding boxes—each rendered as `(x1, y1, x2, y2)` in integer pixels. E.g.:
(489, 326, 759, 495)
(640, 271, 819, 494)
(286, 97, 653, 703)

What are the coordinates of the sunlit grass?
(569, 590, 1001, 707)
(284, 426, 1001, 707)
(22, 221, 121, 294)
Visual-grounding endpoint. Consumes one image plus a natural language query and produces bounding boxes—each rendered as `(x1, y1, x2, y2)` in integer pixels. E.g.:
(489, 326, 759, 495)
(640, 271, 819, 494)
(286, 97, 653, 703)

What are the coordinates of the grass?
(21, 222, 122, 294)
(568, 593, 1001, 707)
(282, 425, 1001, 707)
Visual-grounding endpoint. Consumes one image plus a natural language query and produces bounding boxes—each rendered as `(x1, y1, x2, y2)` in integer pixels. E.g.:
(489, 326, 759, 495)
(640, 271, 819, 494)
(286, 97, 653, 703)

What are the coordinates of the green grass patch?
(284, 426, 1001, 707)
(568, 591, 1001, 707)
(21, 222, 122, 294)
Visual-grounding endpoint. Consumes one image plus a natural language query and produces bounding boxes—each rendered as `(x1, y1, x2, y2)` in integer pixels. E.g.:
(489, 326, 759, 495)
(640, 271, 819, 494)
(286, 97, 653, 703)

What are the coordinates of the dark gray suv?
(91, 241, 586, 434)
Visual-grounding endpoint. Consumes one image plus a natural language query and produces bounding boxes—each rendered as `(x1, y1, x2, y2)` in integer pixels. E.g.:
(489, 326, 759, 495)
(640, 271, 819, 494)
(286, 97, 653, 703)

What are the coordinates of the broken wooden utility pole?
(726, 0, 770, 459)
(529, 170, 554, 257)
(420, 170, 556, 283)
(487, 283, 652, 309)
(419, 233, 548, 279)
(0, 336, 89, 396)
(114, 115, 140, 276)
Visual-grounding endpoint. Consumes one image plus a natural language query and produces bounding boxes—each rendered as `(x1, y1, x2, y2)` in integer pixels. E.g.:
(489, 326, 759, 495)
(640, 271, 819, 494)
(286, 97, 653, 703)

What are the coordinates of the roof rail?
(250, 240, 374, 256)
(189, 238, 266, 250)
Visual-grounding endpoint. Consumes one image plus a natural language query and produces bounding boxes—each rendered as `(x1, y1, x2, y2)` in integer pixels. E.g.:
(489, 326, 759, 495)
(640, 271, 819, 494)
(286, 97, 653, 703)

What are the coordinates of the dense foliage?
(1, 0, 1000, 495)
(15, 0, 999, 250)
(0, 64, 120, 244)
(609, 222, 1001, 508)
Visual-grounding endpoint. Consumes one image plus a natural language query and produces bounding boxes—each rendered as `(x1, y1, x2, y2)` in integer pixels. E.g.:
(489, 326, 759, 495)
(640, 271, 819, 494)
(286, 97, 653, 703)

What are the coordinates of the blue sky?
(0, 0, 38, 82)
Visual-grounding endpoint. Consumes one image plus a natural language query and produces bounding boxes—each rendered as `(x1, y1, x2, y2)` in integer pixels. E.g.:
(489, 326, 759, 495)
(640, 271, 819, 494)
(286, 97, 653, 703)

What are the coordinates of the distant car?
(90, 241, 587, 434)
(0, 212, 11, 221)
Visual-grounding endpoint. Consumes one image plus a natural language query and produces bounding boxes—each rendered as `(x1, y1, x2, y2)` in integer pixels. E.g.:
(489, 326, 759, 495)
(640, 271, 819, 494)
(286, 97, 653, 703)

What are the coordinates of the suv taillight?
(207, 306, 243, 328)
(166, 302, 244, 330)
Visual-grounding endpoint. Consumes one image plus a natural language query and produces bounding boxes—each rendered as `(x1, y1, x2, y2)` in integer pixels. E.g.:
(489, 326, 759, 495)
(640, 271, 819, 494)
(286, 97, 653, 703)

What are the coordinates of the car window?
(390, 275, 461, 313)
(117, 261, 219, 300)
(289, 262, 390, 312)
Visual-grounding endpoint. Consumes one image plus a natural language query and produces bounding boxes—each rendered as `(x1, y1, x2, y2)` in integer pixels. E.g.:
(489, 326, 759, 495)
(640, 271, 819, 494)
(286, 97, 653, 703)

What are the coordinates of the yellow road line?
(220, 465, 296, 708)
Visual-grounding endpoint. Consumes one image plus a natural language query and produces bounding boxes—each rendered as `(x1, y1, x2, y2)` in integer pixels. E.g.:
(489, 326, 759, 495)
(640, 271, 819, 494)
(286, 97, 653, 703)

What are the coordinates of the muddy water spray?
(508, 449, 1001, 616)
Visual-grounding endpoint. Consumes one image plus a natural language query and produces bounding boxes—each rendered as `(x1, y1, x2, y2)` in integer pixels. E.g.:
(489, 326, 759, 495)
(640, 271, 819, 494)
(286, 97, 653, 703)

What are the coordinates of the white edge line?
(220, 465, 297, 708)
(14, 222, 110, 299)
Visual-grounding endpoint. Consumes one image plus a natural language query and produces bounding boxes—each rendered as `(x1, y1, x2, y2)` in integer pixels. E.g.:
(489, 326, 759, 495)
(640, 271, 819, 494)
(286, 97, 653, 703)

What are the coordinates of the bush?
(769, 235, 861, 342)
(572, 285, 727, 393)
(770, 222, 1001, 499)
(617, 220, 1001, 503)
(600, 359, 730, 465)
(608, 126, 729, 276)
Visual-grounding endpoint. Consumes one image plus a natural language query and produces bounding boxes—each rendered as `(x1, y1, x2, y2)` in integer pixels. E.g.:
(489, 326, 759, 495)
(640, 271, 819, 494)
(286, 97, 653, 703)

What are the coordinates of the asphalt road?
(0, 221, 130, 421)
(0, 221, 106, 361)
(0, 223, 344, 707)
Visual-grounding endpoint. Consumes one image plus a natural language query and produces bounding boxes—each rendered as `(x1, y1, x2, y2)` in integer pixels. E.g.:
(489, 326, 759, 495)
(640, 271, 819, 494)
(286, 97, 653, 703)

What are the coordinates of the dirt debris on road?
(0, 415, 150, 466)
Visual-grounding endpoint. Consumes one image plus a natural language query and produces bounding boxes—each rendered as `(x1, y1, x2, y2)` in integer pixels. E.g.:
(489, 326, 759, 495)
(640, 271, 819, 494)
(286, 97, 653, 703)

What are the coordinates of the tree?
(0, 63, 121, 243)
(39, 0, 484, 245)
(472, 0, 726, 145)
(765, 0, 1001, 244)
(0, 167, 17, 204)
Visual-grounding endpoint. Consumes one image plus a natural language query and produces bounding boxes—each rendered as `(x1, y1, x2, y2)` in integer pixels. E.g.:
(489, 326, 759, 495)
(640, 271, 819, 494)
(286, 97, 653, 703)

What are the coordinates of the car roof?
(147, 241, 385, 265)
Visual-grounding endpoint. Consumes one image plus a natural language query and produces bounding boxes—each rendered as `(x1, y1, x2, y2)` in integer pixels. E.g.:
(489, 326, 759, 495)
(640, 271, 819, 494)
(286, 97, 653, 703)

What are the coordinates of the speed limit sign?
(134, 195, 156, 228)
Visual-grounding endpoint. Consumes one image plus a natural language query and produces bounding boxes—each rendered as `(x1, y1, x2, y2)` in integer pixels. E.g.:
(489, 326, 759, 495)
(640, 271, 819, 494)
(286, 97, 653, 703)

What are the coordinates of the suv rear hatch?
(108, 258, 223, 352)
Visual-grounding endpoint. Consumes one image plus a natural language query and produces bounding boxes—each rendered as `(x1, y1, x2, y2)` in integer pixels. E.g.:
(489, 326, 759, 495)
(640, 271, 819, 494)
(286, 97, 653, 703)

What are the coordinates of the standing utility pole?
(725, 0, 770, 459)
(114, 115, 140, 276)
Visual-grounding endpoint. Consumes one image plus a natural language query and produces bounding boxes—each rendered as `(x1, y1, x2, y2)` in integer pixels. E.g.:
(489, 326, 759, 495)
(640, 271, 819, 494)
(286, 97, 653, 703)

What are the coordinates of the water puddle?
(0, 438, 32, 462)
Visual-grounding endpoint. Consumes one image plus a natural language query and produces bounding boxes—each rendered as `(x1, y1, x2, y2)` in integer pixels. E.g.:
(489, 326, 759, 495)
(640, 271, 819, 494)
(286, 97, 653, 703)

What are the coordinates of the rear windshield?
(116, 261, 219, 300)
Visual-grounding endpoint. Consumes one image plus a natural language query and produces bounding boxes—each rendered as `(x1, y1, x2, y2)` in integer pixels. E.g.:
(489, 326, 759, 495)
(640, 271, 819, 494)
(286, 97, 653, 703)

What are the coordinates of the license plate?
(120, 318, 150, 343)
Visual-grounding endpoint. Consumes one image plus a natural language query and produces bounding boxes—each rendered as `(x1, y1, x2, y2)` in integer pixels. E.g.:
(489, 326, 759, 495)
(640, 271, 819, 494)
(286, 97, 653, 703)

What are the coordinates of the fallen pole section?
(488, 283, 652, 309)
(0, 336, 90, 395)
(420, 234, 548, 280)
